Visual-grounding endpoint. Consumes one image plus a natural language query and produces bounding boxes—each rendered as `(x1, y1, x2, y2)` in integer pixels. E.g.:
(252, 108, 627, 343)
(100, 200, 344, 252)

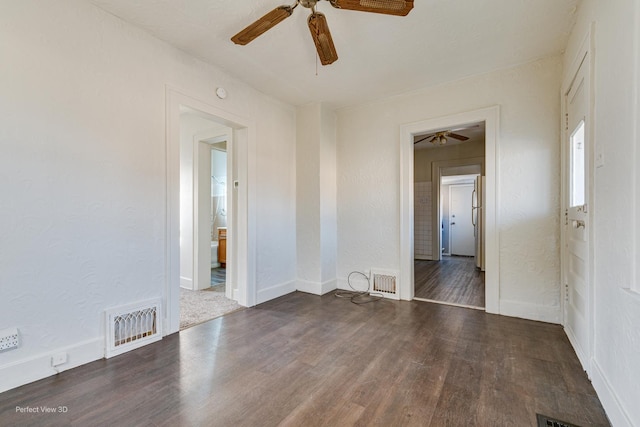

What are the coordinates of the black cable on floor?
(335, 271, 383, 304)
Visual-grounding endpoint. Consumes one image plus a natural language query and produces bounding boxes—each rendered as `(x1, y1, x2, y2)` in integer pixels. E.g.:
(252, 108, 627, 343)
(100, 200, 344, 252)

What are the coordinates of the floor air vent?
(536, 414, 581, 427)
(371, 269, 399, 300)
(105, 298, 162, 358)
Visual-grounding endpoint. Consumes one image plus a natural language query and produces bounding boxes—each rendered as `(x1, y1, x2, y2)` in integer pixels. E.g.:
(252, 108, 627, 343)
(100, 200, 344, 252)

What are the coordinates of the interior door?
(563, 53, 591, 367)
(450, 184, 475, 256)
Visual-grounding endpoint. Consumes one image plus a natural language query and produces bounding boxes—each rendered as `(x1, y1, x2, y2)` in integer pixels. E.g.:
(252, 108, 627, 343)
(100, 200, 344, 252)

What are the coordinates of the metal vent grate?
(371, 269, 400, 300)
(536, 414, 581, 427)
(105, 299, 162, 358)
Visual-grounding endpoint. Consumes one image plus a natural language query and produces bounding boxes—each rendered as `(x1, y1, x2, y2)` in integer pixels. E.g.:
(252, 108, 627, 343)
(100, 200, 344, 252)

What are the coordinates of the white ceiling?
(88, 0, 579, 108)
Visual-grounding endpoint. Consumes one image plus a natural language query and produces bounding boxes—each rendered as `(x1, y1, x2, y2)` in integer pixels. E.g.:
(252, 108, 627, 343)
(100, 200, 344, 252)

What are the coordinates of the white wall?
(0, 0, 296, 392)
(320, 105, 338, 286)
(296, 104, 338, 295)
(563, 1, 640, 425)
(337, 55, 563, 321)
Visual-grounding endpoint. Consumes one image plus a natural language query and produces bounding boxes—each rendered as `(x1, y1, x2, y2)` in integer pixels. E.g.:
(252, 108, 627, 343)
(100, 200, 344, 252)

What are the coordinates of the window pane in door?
(570, 120, 586, 207)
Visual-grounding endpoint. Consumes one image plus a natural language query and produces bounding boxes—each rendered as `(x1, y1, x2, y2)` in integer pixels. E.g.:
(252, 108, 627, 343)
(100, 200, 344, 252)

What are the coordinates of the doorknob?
(451, 222, 456, 225)
(572, 220, 585, 229)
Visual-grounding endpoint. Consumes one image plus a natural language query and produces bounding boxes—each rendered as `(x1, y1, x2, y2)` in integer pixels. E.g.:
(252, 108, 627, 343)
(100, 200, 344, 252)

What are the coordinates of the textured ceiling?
(88, 0, 579, 108)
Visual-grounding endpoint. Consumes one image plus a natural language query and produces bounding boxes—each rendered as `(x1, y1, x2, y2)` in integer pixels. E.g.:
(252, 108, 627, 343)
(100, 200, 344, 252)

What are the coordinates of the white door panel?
(563, 51, 591, 368)
(450, 184, 475, 256)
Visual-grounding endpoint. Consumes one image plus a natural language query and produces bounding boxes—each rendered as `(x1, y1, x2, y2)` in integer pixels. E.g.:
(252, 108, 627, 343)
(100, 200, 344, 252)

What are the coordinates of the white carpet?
(179, 285, 243, 330)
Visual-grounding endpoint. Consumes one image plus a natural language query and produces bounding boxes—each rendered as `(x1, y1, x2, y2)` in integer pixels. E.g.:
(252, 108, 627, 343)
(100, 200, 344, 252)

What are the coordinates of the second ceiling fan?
(231, 0, 414, 66)
(414, 125, 481, 145)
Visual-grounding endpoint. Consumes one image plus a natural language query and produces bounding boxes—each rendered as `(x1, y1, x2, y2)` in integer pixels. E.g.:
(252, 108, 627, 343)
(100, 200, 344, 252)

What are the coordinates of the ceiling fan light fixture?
(439, 135, 447, 144)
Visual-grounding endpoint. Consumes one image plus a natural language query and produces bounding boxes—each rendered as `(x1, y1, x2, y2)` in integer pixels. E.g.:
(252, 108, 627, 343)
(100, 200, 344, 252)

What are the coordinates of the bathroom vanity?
(217, 227, 227, 268)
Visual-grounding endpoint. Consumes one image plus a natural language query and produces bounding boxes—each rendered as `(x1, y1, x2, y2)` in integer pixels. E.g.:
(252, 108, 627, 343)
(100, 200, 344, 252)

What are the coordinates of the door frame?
(400, 106, 500, 313)
(432, 159, 485, 261)
(165, 87, 257, 334)
(560, 28, 595, 373)
(193, 131, 231, 294)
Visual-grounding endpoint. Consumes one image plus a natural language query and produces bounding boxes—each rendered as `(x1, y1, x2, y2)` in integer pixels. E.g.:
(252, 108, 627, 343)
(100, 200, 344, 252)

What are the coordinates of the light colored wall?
(414, 143, 485, 182)
(320, 105, 338, 285)
(296, 105, 322, 286)
(563, 1, 640, 425)
(336, 55, 563, 321)
(0, 0, 296, 392)
(414, 182, 433, 258)
(296, 103, 337, 294)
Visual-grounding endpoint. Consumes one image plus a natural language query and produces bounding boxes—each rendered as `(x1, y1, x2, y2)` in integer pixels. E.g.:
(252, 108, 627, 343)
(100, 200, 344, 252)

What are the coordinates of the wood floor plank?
(0, 292, 609, 427)
(414, 256, 485, 307)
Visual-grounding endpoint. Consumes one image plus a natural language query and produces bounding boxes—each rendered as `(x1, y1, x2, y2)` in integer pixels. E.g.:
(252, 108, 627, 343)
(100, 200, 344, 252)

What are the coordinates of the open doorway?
(165, 88, 256, 335)
(412, 122, 486, 309)
(178, 108, 240, 329)
(208, 139, 228, 291)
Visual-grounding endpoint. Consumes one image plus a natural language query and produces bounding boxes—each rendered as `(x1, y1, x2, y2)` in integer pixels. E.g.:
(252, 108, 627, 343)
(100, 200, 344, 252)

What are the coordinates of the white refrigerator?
(473, 176, 486, 271)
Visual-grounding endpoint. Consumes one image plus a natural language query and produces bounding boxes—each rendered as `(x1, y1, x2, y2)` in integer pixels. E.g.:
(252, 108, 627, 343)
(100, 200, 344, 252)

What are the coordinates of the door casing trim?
(400, 106, 500, 313)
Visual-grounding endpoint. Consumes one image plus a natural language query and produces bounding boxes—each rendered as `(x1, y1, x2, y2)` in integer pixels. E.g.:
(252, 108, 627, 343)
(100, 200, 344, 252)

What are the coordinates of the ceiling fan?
(231, 0, 414, 66)
(414, 126, 479, 145)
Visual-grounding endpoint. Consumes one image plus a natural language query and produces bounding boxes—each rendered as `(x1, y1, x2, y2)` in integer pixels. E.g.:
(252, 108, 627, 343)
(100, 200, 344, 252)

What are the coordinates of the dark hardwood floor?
(0, 292, 609, 426)
(415, 256, 485, 308)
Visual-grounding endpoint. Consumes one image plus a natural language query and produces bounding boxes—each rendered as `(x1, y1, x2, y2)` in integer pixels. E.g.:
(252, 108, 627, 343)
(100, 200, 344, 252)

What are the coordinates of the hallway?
(414, 256, 485, 308)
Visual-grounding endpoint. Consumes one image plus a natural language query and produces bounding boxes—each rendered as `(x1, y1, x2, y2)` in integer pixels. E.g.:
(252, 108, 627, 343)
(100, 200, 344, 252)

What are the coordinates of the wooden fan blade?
(448, 133, 469, 141)
(330, 0, 414, 16)
(308, 12, 338, 66)
(231, 6, 293, 45)
(414, 134, 435, 144)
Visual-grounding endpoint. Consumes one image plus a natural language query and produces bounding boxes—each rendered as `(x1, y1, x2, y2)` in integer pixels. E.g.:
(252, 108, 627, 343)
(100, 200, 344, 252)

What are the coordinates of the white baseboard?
(0, 337, 104, 393)
(256, 280, 296, 304)
(499, 299, 561, 324)
(296, 279, 337, 296)
(564, 325, 589, 372)
(591, 359, 633, 427)
(180, 276, 193, 289)
(336, 278, 368, 292)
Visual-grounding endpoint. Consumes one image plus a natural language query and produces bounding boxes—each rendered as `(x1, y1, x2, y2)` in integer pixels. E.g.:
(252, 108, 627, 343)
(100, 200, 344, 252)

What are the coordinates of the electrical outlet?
(51, 352, 68, 367)
(0, 328, 19, 351)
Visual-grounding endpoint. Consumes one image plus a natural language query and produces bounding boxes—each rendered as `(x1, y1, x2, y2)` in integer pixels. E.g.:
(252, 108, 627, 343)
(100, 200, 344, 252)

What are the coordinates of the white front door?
(563, 51, 592, 368)
(450, 184, 475, 256)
